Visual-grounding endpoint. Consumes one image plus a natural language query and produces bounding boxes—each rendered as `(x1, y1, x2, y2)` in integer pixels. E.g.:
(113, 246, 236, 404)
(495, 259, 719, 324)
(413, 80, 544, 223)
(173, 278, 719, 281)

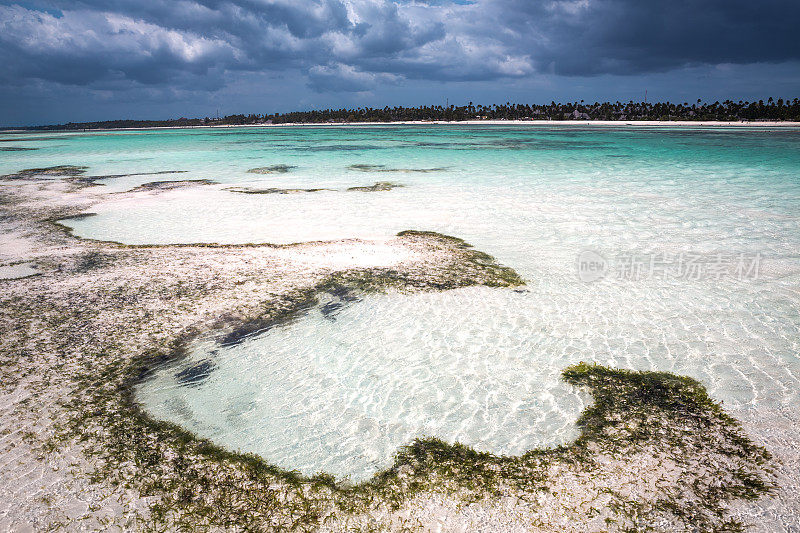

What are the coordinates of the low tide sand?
(0, 169, 797, 531)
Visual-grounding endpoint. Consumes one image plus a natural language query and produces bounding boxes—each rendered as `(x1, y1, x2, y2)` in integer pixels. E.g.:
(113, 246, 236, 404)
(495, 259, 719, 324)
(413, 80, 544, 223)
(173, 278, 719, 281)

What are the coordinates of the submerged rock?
(127, 179, 218, 192)
(227, 182, 405, 194)
(320, 301, 344, 318)
(1, 166, 192, 185)
(348, 164, 386, 172)
(87, 170, 188, 180)
(319, 284, 362, 320)
(57, 212, 98, 223)
(0, 165, 88, 179)
(347, 181, 404, 192)
(247, 165, 297, 174)
(348, 164, 447, 173)
(225, 186, 333, 195)
(175, 360, 216, 387)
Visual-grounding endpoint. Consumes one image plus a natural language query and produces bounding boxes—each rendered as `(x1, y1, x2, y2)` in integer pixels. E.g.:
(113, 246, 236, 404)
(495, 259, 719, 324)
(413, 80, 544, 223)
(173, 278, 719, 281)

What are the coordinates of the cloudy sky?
(1, 0, 799, 125)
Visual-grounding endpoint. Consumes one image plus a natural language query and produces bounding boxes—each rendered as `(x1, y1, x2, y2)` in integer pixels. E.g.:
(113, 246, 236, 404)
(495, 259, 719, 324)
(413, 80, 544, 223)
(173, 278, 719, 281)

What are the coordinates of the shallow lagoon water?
(0, 262, 39, 280)
(6, 125, 800, 481)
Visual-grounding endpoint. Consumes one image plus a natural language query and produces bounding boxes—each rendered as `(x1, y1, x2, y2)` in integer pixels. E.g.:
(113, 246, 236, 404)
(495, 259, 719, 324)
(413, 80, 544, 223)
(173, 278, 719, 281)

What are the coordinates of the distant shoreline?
(275, 119, 800, 127)
(2, 119, 800, 134)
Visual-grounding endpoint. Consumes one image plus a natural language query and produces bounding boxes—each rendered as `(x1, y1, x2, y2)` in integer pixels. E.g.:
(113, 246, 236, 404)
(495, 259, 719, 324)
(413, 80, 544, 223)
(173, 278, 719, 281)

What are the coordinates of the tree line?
(18, 98, 800, 130)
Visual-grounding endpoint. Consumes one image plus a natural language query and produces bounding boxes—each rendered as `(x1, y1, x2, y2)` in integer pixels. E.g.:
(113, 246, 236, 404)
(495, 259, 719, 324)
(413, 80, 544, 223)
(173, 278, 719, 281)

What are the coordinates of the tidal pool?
(136, 267, 800, 481)
(0, 262, 39, 280)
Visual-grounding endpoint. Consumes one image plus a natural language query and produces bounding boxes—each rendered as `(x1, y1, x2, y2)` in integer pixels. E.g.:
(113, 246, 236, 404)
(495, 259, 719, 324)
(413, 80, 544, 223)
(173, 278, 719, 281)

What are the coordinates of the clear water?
(4, 125, 800, 481)
(0, 262, 38, 280)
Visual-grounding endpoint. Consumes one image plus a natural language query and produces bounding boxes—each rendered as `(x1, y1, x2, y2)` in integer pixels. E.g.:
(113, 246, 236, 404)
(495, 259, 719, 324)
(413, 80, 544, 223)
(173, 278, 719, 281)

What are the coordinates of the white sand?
(0, 170, 795, 532)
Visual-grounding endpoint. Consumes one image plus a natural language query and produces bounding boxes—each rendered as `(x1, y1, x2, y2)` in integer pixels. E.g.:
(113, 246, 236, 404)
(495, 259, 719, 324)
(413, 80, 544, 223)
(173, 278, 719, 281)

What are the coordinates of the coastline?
(265, 119, 800, 127)
(2, 119, 800, 134)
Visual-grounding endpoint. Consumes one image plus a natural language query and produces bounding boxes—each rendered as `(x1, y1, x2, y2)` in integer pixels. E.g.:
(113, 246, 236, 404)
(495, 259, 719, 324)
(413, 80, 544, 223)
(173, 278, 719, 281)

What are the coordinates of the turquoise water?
(4, 125, 800, 481)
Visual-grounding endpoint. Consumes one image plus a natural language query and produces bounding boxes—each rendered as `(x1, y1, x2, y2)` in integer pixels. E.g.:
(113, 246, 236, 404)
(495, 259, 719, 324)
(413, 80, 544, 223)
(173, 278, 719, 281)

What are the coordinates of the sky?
(1, 0, 799, 126)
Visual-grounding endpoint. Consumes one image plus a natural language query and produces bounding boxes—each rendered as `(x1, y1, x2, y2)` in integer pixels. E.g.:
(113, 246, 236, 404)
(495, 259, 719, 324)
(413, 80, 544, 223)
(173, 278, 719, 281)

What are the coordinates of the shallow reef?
(226, 182, 404, 194)
(0, 166, 191, 188)
(225, 186, 333, 195)
(0, 165, 89, 179)
(65, 235, 770, 531)
(347, 181, 404, 192)
(126, 179, 218, 192)
(347, 163, 447, 173)
(246, 164, 298, 174)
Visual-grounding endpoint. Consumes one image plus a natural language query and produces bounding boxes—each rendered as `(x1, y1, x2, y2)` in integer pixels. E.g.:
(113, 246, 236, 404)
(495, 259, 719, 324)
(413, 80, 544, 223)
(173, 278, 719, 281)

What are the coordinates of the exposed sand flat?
(0, 168, 793, 531)
(0, 173, 523, 530)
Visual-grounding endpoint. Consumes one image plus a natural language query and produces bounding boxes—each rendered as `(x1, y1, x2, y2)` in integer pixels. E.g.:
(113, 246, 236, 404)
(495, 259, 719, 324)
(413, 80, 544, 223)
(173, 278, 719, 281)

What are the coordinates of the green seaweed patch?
(51, 245, 525, 529)
(59, 212, 98, 221)
(70, 341, 773, 531)
(0, 164, 191, 188)
(216, 292, 318, 347)
(36, 228, 769, 531)
(348, 164, 385, 172)
(72, 251, 118, 273)
(247, 165, 297, 174)
(225, 186, 334, 195)
(560, 363, 774, 527)
(347, 164, 448, 173)
(127, 179, 218, 192)
(0, 165, 88, 180)
(78, 170, 189, 185)
(0, 147, 38, 151)
(357, 364, 774, 530)
(347, 181, 404, 192)
(398, 230, 525, 287)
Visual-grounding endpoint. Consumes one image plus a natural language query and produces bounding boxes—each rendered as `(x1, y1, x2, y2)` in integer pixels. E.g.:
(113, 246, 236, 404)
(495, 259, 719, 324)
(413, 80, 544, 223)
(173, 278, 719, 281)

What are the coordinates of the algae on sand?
(247, 165, 298, 174)
(347, 181, 404, 192)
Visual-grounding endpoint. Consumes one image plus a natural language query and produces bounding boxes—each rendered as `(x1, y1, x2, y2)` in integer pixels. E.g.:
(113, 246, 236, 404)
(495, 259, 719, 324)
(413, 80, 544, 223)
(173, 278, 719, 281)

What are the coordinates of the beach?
(4, 120, 798, 134)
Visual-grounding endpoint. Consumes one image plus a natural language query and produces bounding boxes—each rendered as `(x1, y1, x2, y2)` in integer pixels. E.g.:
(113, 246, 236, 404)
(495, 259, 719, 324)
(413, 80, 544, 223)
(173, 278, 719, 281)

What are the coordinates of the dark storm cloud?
(492, 0, 800, 75)
(0, 0, 798, 96)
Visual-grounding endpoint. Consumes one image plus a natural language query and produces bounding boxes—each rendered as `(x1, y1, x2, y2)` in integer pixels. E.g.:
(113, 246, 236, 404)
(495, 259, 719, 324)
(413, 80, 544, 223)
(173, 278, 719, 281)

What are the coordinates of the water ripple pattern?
(7, 125, 799, 481)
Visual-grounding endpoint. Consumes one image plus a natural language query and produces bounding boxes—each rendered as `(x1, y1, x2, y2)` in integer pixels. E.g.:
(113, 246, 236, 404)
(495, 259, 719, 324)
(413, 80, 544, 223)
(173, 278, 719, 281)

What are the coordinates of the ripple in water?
(137, 272, 800, 481)
(137, 287, 588, 480)
(32, 125, 799, 482)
